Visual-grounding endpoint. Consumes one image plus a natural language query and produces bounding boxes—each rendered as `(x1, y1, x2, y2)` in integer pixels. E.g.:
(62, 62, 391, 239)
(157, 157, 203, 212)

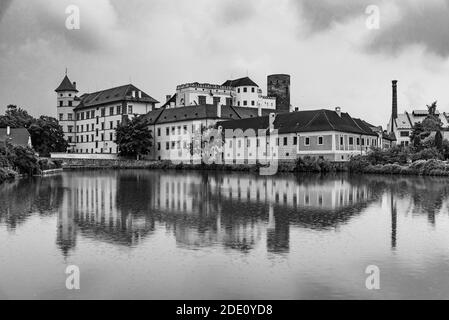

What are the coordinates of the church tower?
(55, 74, 79, 152)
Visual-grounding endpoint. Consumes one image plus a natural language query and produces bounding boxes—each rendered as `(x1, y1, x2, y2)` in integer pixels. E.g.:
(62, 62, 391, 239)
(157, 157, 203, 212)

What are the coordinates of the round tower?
(55, 74, 79, 152)
(267, 74, 290, 114)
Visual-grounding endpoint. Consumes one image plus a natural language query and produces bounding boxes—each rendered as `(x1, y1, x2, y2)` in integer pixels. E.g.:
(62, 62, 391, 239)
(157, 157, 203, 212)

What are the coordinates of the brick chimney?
(392, 80, 398, 120)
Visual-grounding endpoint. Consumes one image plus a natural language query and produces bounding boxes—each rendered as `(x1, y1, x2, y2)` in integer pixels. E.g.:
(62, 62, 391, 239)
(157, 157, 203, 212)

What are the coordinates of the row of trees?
(0, 105, 68, 157)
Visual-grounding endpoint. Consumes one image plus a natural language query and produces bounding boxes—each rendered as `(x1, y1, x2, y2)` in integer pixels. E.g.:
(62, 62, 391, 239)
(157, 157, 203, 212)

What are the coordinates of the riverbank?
(57, 156, 349, 173)
(349, 159, 449, 176)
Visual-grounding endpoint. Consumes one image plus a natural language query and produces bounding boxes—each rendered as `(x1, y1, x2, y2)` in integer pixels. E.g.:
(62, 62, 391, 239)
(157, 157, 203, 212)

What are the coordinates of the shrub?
(410, 148, 442, 162)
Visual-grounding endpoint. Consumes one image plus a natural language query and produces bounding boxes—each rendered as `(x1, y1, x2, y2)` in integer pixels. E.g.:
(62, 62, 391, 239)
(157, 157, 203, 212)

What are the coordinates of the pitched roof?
(143, 105, 274, 125)
(74, 84, 159, 110)
(217, 109, 378, 136)
(222, 77, 259, 88)
(55, 75, 78, 92)
(0, 128, 31, 147)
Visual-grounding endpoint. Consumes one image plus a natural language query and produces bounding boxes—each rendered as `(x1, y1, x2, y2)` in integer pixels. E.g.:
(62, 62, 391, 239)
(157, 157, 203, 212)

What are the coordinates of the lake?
(1, 170, 449, 299)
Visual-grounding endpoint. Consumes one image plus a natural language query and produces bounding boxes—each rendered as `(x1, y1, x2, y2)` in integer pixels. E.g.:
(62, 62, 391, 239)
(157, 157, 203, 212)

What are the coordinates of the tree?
(0, 105, 34, 128)
(28, 116, 68, 157)
(422, 101, 442, 132)
(435, 130, 443, 151)
(115, 115, 152, 159)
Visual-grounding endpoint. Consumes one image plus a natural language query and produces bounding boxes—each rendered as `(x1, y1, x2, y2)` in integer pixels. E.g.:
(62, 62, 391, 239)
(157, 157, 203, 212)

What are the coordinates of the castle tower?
(55, 74, 79, 152)
(267, 74, 290, 114)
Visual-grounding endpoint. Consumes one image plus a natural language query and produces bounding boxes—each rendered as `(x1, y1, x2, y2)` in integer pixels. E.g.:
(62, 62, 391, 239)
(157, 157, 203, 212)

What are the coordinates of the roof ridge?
(322, 110, 336, 131)
(301, 109, 325, 131)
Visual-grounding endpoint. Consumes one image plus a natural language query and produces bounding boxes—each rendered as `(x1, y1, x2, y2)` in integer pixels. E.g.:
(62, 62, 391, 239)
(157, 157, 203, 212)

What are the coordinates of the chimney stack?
(269, 113, 276, 131)
(217, 104, 222, 118)
(392, 80, 398, 120)
(6, 126, 10, 136)
(73, 82, 76, 89)
(335, 107, 341, 117)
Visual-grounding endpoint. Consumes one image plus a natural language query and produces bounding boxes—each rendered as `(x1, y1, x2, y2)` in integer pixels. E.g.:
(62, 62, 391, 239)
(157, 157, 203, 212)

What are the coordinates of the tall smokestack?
(392, 80, 398, 120)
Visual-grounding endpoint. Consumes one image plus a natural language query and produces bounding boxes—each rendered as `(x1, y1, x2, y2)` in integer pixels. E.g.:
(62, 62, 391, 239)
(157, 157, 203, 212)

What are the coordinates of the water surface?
(1, 170, 449, 299)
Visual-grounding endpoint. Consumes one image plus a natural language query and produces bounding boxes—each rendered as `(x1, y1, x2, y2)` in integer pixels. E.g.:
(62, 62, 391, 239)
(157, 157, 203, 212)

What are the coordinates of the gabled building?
(386, 80, 449, 147)
(0, 127, 32, 148)
(217, 107, 379, 163)
(55, 74, 159, 154)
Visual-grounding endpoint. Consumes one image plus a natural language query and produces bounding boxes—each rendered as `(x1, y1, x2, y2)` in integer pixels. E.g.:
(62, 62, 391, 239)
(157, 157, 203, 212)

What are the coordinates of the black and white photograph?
(1, 0, 449, 308)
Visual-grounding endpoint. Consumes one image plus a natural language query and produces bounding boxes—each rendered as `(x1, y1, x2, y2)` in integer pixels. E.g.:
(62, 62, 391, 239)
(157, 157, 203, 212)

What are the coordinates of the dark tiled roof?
(161, 94, 177, 108)
(0, 128, 31, 147)
(75, 84, 159, 110)
(352, 118, 378, 136)
(144, 105, 274, 125)
(215, 109, 378, 136)
(383, 132, 397, 141)
(222, 77, 259, 88)
(55, 75, 78, 92)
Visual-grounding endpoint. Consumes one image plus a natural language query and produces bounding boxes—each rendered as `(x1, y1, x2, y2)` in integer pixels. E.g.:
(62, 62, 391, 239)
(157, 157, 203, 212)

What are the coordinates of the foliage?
(295, 156, 336, 173)
(0, 106, 68, 156)
(28, 116, 68, 157)
(115, 115, 152, 159)
(410, 147, 443, 162)
(0, 105, 34, 128)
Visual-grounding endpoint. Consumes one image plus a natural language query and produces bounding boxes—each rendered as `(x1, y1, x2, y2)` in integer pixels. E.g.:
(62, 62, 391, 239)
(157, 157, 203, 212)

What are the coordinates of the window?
(226, 98, 232, 106)
(305, 137, 310, 146)
(243, 100, 247, 106)
(101, 122, 105, 130)
(349, 137, 354, 145)
(198, 96, 207, 105)
(357, 138, 360, 145)
(400, 131, 409, 137)
(157, 128, 161, 136)
(59, 114, 63, 121)
(318, 136, 323, 145)
(251, 87, 255, 93)
(251, 101, 255, 106)
(166, 128, 170, 136)
(361, 138, 365, 146)
(85, 112, 90, 120)
(101, 108, 105, 117)
(293, 136, 298, 145)
(243, 87, 247, 93)
(110, 121, 113, 129)
(116, 120, 120, 127)
(59, 101, 63, 107)
(283, 137, 288, 146)
(237, 88, 240, 93)
(213, 97, 220, 106)
(68, 101, 72, 107)
(109, 133, 113, 141)
(157, 142, 161, 151)
(91, 110, 95, 118)
(109, 107, 114, 116)
(91, 124, 94, 131)
(117, 106, 121, 114)
(68, 137, 72, 143)
(96, 129, 99, 137)
(68, 114, 73, 121)
(183, 125, 187, 133)
(340, 137, 344, 145)
(96, 117, 99, 125)
(101, 133, 104, 141)
(68, 126, 73, 133)
(166, 142, 169, 150)
(171, 126, 175, 134)
(128, 105, 133, 114)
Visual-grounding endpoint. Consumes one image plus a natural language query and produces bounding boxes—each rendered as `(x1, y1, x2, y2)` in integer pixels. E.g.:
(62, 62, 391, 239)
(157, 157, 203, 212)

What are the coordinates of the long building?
(55, 75, 159, 154)
(217, 107, 384, 162)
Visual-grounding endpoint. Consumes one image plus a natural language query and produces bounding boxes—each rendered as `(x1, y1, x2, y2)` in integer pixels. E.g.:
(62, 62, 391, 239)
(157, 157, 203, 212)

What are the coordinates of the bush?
(0, 167, 17, 183)
(295, 156, 336, 173)
(410, 148, 442, 162)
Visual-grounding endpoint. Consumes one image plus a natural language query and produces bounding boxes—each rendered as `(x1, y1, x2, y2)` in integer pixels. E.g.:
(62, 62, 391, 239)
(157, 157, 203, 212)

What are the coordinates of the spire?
(55, 74, 78, 93)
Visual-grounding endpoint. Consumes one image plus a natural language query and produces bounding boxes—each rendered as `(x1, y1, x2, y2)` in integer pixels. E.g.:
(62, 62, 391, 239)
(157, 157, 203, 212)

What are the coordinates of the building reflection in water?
(7, 171, 449, 257)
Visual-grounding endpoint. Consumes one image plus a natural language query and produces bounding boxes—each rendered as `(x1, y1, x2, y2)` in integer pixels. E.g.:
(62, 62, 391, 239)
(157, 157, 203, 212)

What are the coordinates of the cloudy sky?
(1, 0, 449, 126)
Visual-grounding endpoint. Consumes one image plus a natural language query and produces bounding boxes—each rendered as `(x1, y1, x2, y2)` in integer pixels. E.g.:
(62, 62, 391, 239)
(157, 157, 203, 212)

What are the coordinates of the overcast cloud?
(1, 0, 449, 127)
